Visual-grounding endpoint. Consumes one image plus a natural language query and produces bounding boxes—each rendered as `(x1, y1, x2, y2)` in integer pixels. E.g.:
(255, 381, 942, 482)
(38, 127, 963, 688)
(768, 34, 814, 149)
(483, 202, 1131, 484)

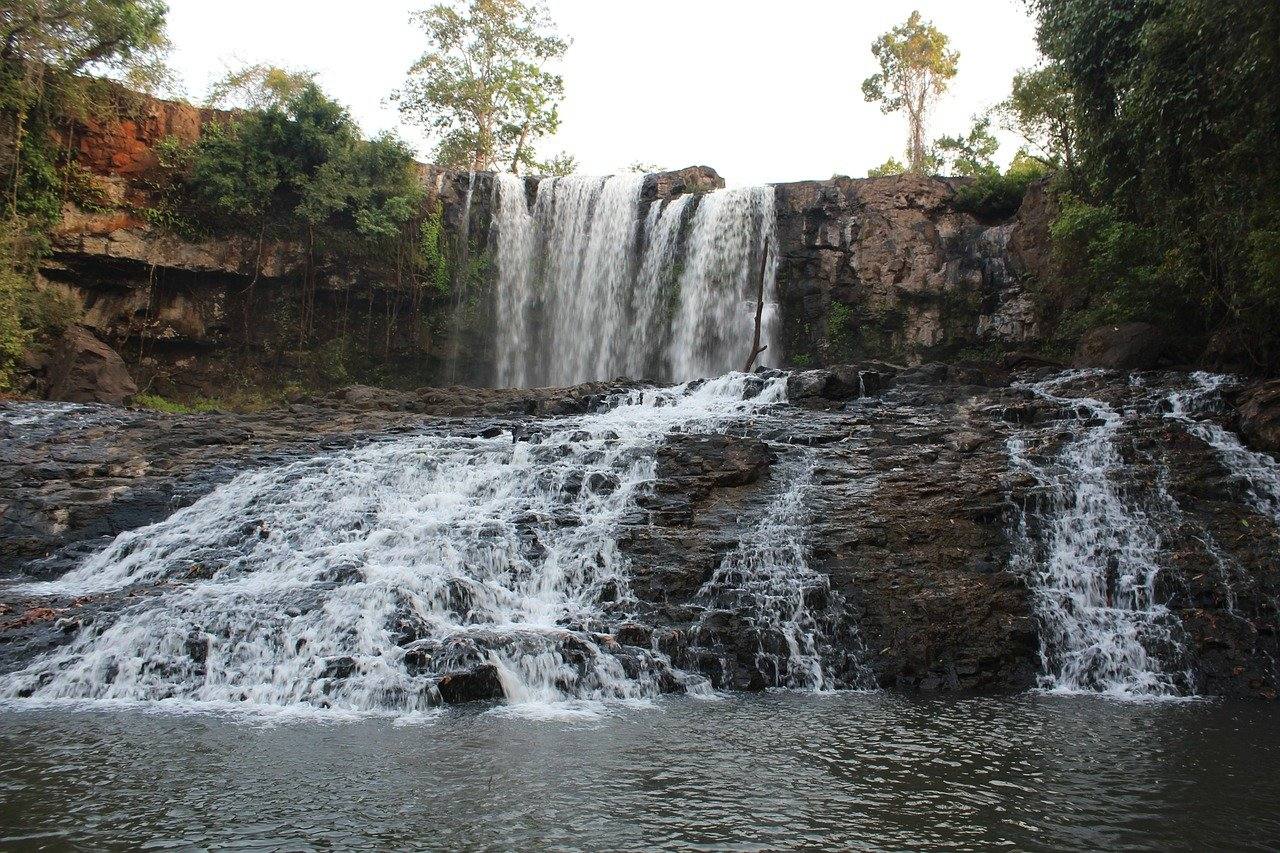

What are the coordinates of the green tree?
(861, 11, 959, 174)
(205, 63, 316, 111)
(867, 157, 907, 178)
(1029, 0, 1280, 369)
(395, 0, 568, 173)
(933, 115, 999, 177)
(996, 62, 1076, 179)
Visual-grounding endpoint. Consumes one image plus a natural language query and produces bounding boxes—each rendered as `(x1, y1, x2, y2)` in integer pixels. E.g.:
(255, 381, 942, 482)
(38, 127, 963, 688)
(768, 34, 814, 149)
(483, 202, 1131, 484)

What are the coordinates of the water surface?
(2, 693, 1276, 851)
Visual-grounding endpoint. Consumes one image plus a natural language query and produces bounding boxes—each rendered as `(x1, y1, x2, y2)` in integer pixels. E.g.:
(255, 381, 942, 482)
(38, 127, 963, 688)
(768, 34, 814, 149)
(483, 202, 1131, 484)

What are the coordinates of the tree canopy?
(395, 0, 567, 174)
(861, 11, 959, 174)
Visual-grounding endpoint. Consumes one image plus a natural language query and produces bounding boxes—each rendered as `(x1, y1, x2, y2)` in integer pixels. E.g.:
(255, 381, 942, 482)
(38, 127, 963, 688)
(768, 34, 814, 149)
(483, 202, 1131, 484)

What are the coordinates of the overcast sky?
(163, 0, 1043, 187)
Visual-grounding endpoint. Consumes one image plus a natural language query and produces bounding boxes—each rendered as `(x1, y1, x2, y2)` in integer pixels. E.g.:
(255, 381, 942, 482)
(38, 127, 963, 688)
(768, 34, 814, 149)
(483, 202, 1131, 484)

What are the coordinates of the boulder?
(44, 325, 137, 406)
(435, 664, 505, 705)
(1238, 380, 1280, 455)
(1073, 322, 1166, 370)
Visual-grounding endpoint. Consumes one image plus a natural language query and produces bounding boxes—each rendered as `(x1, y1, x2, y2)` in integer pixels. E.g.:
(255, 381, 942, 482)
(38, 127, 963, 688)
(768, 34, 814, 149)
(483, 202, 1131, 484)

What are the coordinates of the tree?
(539, 151, 576, 176)
(933, 115, 999, 177)
(1029, 0, 1280, 369)
(1, 0, 169, 79)
(627, 161, 664, 174)
(867, 157, 907, 178)
(861, 11, 959, 174)
(996, 63, 1076, 179)
(205, 63, 316, 111)
(395, 0, 568, 173)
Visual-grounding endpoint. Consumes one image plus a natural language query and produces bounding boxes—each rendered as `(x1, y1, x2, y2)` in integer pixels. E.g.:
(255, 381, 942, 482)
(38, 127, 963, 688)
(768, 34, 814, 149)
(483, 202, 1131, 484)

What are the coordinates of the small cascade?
(1, 375, 797, 716)
(689, 458, 870, 691)
(1164, 371, 1280, 523)
(668, 185, 779, 381)
(490, 176, 779, 387)
(445, 170, 478, 381)
(1008, 372, 1189, 697)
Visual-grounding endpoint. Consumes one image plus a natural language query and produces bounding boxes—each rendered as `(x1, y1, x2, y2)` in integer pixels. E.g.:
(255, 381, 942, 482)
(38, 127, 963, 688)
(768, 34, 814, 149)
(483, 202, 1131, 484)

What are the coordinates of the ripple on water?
(1, 693, 1278, 851)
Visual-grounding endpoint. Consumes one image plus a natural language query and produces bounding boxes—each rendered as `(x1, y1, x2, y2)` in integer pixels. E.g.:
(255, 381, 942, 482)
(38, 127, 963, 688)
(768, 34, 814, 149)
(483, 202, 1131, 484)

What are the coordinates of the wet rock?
(435, 664, 505, 704)
(1238, 380, 1280, 455)
(1074, 322, 1166, 370)
(44, 325, 138, 406)
(657, 434, 775, 489)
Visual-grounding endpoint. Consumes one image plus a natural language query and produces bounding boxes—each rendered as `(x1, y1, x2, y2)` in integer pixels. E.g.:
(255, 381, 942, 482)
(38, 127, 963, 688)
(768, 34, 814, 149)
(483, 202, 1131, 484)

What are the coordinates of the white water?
(1009, 372, 1187, 698)
(491, 176, 779, 387)
(1, 375, 793, 717)
(1164, 371, 1280, 523)
(668, 185, 780, 382)
(692, 458, 867, 691)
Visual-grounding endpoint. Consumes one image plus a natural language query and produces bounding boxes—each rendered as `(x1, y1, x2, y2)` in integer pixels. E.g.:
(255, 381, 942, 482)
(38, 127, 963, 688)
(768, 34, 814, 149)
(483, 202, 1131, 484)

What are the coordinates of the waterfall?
(490, 176, 779, 388)
(1008, 371, 1188, 697)
(668, 186, 780, 381)
(690, 457, 870, 691)
(492, 175, 536, 389)
(1, 375, 802, 717)
(1164, 371, 1280, 523)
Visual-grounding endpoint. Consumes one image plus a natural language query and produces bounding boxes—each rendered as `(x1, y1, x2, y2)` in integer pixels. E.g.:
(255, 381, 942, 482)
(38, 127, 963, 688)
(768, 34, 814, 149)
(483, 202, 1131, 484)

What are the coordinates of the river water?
(1, 694, 1277, 851)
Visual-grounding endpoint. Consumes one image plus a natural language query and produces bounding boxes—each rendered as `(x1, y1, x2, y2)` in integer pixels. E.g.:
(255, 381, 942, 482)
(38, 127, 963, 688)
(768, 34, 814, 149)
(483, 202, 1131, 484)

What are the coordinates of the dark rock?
(1073, 322, 1166, 370)
(436, 664, 505, 704)
(1238, 380, 1280, 456)
(44, 325, 138, 406)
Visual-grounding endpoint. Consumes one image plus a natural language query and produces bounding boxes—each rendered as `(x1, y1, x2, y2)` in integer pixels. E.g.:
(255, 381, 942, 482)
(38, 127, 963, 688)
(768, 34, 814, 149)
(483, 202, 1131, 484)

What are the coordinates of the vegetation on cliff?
(1025, 0, 1280, 371)
(395, 0, 572, 175)
(0, 0, 170, 389)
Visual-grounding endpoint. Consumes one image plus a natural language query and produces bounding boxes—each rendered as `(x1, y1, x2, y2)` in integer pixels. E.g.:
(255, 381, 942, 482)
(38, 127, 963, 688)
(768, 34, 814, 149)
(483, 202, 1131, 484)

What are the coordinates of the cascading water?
(690, 457, 870, 691)
(1008, 371, 1188, 697)
(1164, 371, 1280, 524)
(668, 185, 779, 382)
(490, 176, 779, 387)
(0, 375, 813, 717)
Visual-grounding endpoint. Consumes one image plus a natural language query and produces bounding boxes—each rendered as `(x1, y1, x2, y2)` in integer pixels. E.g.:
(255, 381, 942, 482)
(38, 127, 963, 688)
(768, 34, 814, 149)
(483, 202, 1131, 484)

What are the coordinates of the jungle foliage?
(1028, 0, 1280, 370)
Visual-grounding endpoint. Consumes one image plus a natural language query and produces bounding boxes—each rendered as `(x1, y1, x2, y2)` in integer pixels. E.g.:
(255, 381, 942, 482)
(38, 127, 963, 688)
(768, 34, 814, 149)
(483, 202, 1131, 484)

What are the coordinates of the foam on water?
(1, 374, 794, 717)
(1008, 371, 1188, 698)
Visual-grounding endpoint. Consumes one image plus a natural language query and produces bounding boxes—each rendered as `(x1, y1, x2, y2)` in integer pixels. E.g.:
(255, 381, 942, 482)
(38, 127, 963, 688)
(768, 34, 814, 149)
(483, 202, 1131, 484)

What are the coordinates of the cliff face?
(775, 175, 1054, 367)
(26, 92, 1058, 400)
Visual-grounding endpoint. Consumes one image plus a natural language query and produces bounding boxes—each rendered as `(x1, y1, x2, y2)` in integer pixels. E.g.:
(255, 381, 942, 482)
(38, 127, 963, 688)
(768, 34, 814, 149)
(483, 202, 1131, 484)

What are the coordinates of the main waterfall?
(491, 174, 779, 388)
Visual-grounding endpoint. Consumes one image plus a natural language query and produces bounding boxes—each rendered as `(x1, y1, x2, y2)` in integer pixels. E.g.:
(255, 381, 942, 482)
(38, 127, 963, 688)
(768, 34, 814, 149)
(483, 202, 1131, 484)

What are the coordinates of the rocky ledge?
(1, 366, 1278, 701)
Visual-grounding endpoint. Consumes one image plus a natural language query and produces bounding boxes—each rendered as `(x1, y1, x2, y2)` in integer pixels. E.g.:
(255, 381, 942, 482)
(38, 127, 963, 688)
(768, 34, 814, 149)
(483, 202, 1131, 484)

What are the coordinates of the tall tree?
(205, 63, 316, 111)
(395, 0, 567, 174)
(861, 11, 959, 174)
(995, 62, 1077, 179)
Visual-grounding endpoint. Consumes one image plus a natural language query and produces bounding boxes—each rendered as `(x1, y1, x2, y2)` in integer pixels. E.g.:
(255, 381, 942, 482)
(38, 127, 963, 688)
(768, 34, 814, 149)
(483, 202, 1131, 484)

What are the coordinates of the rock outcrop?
(1074, 322, 1167, 370)
(773, 175, 1056, 368)
(43, 325, 138, 406)
(1239, 381, 1280, 455)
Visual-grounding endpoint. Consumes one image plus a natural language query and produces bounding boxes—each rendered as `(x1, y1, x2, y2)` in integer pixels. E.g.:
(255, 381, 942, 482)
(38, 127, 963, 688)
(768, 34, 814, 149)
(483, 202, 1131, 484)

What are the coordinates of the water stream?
(490, 176, 779, 387)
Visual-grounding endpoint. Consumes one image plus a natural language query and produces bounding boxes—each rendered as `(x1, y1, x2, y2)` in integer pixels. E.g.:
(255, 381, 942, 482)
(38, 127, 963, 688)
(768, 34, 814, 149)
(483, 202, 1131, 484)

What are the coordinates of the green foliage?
(183, 83, 423, 248)
(132, 392, 218, 414)
(861, 11, 959, 173)
(395, 0, 568, 174)
(996, 62, 1077, 175)
(953, 158, 1048, 220)
(205, 64, 316, 111)
(417, 202, 451, 294)
(867, 157, 907, 178)
(538, 151, 577, 177)
(933, 116, 999, 177)
(1030, 0, 1280, 368)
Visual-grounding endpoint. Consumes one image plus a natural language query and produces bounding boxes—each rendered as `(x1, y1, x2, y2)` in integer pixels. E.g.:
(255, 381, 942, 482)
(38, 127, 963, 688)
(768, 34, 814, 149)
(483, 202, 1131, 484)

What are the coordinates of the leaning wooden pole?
(743, 243, 770, 372)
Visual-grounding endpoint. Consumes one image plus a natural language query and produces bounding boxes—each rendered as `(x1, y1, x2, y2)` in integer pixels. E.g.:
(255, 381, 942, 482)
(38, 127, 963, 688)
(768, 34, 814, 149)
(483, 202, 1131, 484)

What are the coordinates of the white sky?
(163, 0, 1043, 187)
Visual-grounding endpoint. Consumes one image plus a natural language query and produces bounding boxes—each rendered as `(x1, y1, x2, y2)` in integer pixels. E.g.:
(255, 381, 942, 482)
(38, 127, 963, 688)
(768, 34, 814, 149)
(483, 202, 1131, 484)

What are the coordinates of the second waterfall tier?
(492, 174, 780, 388)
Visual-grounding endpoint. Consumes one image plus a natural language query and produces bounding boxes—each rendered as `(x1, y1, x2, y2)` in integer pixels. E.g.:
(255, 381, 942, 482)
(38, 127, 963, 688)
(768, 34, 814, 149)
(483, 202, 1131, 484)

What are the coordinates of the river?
(2, 693, 1277, 850)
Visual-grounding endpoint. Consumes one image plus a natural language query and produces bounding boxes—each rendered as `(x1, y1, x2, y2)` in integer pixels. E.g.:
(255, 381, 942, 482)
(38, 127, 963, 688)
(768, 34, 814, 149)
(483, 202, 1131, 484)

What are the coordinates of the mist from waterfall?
(491, 175, 779, 388)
